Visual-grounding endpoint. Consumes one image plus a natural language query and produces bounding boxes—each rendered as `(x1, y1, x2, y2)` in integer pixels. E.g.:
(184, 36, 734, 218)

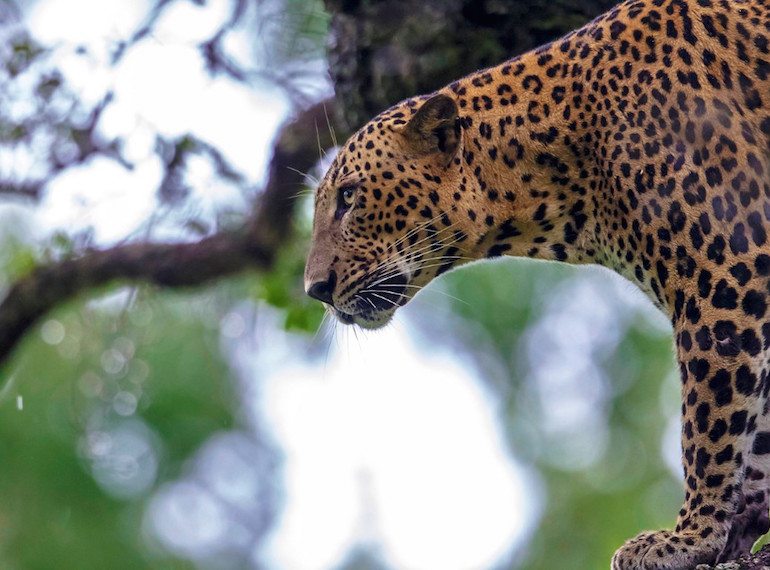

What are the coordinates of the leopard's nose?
(306, 271, 337, 305)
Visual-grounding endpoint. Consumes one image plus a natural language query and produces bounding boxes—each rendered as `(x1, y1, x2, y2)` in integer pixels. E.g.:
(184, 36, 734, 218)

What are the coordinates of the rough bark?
(325, 0, 617, 128)
(697, 545, 770, 569)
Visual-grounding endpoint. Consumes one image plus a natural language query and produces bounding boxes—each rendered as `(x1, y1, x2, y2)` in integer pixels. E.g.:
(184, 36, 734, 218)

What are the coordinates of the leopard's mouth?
(334, 309, 356, 325)
(334, 272, 409, 329)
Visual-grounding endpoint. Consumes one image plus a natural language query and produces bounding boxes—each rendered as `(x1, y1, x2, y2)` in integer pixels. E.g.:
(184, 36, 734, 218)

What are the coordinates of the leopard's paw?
(612, 529, 722, 570)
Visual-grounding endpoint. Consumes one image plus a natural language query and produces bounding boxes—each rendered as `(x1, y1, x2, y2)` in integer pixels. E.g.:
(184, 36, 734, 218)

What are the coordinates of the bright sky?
(20, 1, 538, 569)
(27, 0, 289, 244)
(252, 318, 538, 569)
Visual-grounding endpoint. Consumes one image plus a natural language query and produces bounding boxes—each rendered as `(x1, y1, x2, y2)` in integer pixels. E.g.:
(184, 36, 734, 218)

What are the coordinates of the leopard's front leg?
(613, 310, 766, 570)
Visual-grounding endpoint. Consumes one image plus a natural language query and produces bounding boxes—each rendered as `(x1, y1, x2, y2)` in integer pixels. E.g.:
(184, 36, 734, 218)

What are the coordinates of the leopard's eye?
(341, 186, 355, 206)
(335, 184, 358, 219)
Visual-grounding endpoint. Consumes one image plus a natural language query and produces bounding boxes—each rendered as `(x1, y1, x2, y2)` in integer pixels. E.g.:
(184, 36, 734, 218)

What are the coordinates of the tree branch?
(697, 545, 770, 569)
(247, 99, 345, 247)
(0, 180, 44, 200)
(0, 231, 259, 365)
(0, 98, 345, 369)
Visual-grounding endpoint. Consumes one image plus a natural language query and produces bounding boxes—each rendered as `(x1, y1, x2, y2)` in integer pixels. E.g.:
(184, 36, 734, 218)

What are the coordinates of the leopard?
(304, 0, 770, 567)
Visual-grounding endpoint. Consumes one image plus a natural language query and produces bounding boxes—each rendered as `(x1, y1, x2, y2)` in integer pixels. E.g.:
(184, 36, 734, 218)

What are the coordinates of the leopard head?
(304, 94, 474, 329)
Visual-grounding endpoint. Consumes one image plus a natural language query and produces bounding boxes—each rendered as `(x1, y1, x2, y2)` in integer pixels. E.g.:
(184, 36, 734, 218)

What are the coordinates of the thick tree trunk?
(325, 0, 617, 128)
(698, 545, 770, 569)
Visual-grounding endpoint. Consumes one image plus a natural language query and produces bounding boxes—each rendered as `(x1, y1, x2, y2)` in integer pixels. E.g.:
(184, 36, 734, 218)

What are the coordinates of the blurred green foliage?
(255, 238, 326, 334)
(0, 253, 683, 570)
(413, 261, 682, 569)
(0, 290, 236, 570)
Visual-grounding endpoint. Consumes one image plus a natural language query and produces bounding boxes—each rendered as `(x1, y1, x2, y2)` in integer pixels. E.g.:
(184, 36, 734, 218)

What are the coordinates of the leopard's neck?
(442, 39, 606, 268)
(436, 10, 678, 312)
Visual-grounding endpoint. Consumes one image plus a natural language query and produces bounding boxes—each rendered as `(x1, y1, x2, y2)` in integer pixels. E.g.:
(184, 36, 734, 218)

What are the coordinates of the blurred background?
(0, 0, 688, 568)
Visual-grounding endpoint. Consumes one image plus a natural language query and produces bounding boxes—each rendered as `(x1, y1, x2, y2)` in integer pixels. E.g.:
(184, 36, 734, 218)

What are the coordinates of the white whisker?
(361, 282, 467, 305)
(368, 291, 400, 308)
(323, 102, 338, 149)
(370, 226, 465, 277)
(367, 253, 471, 288)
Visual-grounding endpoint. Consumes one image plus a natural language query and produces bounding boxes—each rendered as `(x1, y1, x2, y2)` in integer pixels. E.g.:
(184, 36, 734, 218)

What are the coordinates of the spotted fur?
(305, 0, 770, 567)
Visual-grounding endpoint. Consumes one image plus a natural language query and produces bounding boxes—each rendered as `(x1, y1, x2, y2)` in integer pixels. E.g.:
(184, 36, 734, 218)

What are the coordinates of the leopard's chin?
(332, 270, 412, 329)
(333, 307, 396, 330)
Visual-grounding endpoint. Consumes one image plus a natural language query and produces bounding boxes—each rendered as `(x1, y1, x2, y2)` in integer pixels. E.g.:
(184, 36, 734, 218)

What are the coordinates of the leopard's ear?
(404, 94, 460, 165)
